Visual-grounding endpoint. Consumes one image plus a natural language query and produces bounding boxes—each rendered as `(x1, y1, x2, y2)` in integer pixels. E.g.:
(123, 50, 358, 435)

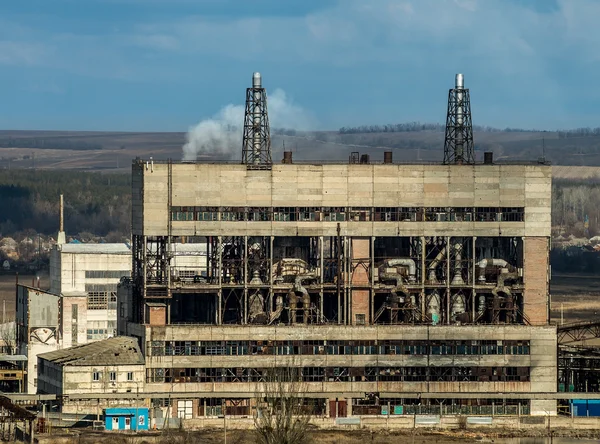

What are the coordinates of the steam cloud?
(182, 89, 311, 161)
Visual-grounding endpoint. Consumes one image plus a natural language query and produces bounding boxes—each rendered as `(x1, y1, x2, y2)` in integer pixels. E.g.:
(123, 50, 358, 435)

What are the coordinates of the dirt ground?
(34, 428, 600, 444)
(549, 274, 600, 325)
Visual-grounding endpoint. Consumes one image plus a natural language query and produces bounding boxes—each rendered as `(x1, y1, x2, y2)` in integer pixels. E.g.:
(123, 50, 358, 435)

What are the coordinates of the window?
(221, 207, 245, 221)
(85, 270, 131, 279)
(355, 314, 366, 325)
(273, 207, 297, 222)
(127, 372, 134, 381)
(348, 207, 371, 221)
(87, 291, 108, 310)
(196, 207, 219, 221)
(109, 371, 117, 382)
(93, 371, 101, 382)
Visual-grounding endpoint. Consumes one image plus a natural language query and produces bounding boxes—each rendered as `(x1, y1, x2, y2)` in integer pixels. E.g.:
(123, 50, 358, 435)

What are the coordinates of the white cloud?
(0, 41, 47, 66)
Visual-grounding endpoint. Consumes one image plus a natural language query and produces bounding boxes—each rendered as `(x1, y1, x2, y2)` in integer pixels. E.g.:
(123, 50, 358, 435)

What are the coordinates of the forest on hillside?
(0, 170, 130, 239)
(0, 169, 598, 245)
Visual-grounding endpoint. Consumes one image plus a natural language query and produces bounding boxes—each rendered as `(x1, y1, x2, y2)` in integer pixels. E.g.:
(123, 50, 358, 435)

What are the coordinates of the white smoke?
(182, 88, 311, 161)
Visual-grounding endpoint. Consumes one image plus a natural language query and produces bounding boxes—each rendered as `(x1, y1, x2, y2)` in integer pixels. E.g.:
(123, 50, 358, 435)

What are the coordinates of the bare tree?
(253, 366, 312, 444)
(0, 317, 17, 355)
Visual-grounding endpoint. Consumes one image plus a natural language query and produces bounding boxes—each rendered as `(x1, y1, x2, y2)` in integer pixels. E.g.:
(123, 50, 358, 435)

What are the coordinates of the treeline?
(0, 170, 130, 239)
(0, 137, 102, 150)
(557, 128, 600, 139)
(552, 178, 600, 238)
(338, 122, 531, 135)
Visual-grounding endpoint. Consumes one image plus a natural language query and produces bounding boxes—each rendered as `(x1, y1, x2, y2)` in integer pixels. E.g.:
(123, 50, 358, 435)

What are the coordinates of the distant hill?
(1, 127, 600, 171)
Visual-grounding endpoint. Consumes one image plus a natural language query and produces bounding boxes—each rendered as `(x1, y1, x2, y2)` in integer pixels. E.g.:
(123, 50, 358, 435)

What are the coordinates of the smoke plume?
(182, 89, 311, 161)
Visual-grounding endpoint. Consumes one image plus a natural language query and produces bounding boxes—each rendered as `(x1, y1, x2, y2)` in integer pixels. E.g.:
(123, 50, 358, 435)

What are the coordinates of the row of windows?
(171, 206, 525, 223)
(87, 291, 117, 310)
(92, 370, 134, 382)
(85, 270, 131, 279)
(149, 339, 530, 357)
(147, 366, 529, 383)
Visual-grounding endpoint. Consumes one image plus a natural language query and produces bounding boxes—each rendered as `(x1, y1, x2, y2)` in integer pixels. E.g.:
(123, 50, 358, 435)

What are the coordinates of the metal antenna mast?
(241, 72, 272, 167)
(443, 73, 475, 164)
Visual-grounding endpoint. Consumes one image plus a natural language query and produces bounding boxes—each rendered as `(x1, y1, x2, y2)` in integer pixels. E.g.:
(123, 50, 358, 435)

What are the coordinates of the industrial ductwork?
(476, 258, 516, 283)
(288, 273, 316, 324)
(379, 258, 416, 284)
(427, 247, 446, 284)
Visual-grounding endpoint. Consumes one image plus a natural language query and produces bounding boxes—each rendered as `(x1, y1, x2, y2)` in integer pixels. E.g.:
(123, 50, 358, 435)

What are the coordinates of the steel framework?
(443, 79, 475, 165)
(241, 73, 272, 166)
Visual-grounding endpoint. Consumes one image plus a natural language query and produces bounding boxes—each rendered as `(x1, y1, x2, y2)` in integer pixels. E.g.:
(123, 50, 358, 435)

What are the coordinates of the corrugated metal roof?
(59, 243, 131, 254)
(38, 337, 144, 366)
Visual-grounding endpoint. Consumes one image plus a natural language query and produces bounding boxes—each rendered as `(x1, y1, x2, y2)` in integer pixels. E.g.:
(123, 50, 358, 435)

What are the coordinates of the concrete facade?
(49, 243, 132, 341)
(37, 337, 145, 413)
(122, 159, 555, 417)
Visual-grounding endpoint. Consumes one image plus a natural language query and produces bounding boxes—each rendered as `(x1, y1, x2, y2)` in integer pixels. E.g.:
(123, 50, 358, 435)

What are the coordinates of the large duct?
(428, 290, 441, 325)
(379, 258, 416, 284)
(443, 73, 474, 165)
(451, 241, 465, 285)
(476, 258, 516, 283)
(242, 72, 272, 166)
(288, 273, 315, 324)
(427, 247, 446, 284)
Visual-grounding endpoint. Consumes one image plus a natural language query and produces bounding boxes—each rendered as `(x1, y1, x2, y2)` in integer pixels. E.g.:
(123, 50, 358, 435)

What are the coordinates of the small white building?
(49, 242, 132, 342)
(37, 337, 145, 414)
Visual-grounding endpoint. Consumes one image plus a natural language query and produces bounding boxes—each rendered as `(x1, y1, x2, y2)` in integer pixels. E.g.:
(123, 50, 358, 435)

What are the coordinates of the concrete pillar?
(530, 399, 557, 416)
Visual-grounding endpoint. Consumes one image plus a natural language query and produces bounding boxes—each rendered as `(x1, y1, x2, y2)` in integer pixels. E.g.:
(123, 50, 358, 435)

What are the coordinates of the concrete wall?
(52, 251, 130, 296)
(142, 324, 556, 399)
(133, 163, 551, 238)
(16, 286, 60, 394)
(61, 364, 145, 395)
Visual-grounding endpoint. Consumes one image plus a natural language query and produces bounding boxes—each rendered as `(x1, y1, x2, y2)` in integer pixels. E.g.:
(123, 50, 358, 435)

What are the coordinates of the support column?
(218, 236, 223, 325)
(472, 236, 476, 323)
(446, 236, 451, 324)
(269, 236, 274, 318)
(319, 236, 324, 323)
(421, 236, 426, 322)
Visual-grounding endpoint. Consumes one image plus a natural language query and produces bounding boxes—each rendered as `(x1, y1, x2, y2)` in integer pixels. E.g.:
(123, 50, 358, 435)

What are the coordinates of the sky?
(1, 0, 600, 131)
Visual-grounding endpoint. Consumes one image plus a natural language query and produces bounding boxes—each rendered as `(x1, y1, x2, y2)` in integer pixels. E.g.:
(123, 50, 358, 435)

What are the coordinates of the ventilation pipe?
(451, 241, 465, 285)
(288, 273, 316, 324)
(428, 291, 441, 325)
(478, 294, 486, 318)
(451, 293, 466, 321)
(427, 247, 446, 284)
(476, 258, 514, 283)
(379, 258, 416, 284)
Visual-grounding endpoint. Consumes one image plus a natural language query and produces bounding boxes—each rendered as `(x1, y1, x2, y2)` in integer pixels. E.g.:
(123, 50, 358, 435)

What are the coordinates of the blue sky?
(1, 0, 599, 131)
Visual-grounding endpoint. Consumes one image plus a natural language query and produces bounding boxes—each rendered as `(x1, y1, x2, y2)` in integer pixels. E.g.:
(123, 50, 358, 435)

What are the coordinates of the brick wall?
(351, 238, 370, 325)
(523, 237, 549, 326)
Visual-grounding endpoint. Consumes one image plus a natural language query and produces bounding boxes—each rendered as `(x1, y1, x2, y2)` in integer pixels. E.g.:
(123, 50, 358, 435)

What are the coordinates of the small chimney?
(484, 152, 493, 164)
(60, 194, 64, 232)
(282, 151, 293, 164)
(384, 151, 393, 164)
(57, 194, 66, 245)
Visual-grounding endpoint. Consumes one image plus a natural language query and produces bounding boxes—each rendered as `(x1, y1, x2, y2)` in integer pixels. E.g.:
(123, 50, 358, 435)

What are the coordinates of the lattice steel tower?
(242, 72, 272, 166)
(443, 73, 475, 164)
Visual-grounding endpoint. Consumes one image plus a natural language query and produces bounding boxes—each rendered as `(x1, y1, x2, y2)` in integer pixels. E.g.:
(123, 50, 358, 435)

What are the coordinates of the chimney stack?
(384, 151, 393, 164)
(282, 151, 293, 164)
(57, 194, 66, 245)
(242, 72, 272, 167)
(443, 73, 475, 165)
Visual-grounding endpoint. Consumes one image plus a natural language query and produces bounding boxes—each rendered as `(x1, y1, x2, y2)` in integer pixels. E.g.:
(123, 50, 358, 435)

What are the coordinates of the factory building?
(119, 73, 555, 418)
(37, 337, 145, 414)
